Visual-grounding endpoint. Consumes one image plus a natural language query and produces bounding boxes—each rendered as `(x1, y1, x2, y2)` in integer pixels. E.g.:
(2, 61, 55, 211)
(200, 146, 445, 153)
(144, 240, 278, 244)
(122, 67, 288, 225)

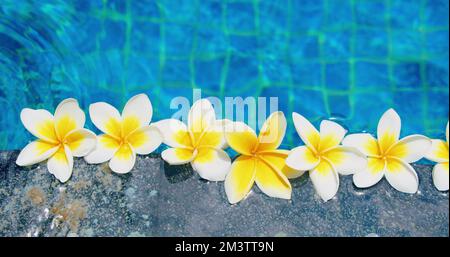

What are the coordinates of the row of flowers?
(16, 94, 449, 204)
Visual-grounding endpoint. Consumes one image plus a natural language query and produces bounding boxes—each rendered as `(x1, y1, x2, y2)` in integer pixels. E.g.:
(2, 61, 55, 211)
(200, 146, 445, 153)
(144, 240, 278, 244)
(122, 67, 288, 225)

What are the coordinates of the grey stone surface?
(0, 150, 448, 237)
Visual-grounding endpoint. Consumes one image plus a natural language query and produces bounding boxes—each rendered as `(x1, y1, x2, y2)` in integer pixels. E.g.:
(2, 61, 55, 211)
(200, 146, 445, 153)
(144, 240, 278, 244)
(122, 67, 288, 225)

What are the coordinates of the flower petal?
(127, 125, 162, 155)
(89, 102, 122, 138)
(257, 112, 287, 151)
(196, 119, 230, 149)
(65, 129, 97, 157)
(20, 108, 58, 143)
(255, 158, 292, 200)
(161, 148, 195, 165)
(342, 133, 380, 157)
(121, 94, 153, 136)
(54, 98, 86, 140)
(188, 99, 216, 143)
(323, 146, 367, 175)
(318, 120, 347, 152)
(192, 148, 231, 181)
(285, 146, 320, 171)
(446, 122, 449, 144)
(109, 143, 136, 174)
(153, 119, 192, 148)
(225, 122, 258, 155)
(377, 109, 401, 152)
(353, 157, 386, 188)
(16, 140, 59, 166)
(84, 134, 120, 164)
(432, 163, 449, 191)
(385, 158, 418, 194)
(426, 139, 449, 163)
(309, 160, 340, 202)
(47, 145, 73, 183)
(259, 150, 306, 179)
(224, 155, 256, 204)
(292, 112, 320, 150)
(388, 135, 431, 163)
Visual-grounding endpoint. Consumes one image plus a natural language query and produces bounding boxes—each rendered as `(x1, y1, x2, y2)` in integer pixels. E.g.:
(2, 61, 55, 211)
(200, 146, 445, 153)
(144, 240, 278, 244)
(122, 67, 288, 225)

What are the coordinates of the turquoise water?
(0, 0, 448, 150)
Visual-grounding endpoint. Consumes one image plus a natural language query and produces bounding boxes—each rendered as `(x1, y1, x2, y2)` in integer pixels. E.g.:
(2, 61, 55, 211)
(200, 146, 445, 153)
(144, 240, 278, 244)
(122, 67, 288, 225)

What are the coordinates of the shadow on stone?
(163, 162, 194, 184)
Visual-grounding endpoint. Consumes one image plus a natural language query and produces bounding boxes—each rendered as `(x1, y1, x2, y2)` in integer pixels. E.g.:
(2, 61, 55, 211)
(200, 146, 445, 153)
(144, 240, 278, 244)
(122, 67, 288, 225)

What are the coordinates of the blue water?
(0, 0, 448, 150)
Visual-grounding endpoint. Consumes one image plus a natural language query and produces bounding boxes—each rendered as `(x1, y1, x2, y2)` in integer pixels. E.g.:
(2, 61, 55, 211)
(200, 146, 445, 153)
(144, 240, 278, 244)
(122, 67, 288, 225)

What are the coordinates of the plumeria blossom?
(16, 99, 97, 182)
(156, 99, 231, 182)
(286, 113, 367, 202)
(225, 112, 302, 204)
(425, 122, 449, 191)
(343, 109, 432, 194)
(84, 94, 162, 174)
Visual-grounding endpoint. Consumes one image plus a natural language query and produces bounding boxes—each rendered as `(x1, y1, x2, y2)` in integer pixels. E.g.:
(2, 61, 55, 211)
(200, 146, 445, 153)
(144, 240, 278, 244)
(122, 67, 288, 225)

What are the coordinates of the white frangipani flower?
(425, 122, 449, 191)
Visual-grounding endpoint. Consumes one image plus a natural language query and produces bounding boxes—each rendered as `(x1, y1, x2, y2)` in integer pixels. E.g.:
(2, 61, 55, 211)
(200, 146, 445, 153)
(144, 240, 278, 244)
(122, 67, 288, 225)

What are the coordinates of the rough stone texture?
(0, 150, 448, 237)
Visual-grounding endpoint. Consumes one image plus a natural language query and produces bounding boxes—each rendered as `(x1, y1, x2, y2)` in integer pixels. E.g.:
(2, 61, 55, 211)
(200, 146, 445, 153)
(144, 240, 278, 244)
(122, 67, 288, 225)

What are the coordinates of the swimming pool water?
(0, 0, 448, 150)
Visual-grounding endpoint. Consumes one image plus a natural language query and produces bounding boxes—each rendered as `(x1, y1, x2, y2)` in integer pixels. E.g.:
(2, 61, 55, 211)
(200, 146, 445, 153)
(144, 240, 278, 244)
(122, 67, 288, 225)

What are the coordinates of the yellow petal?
(153, 119, 193, 148)
(127, 125, 162, 155)
(388, 135, 431, 163)
(161, 148, 195, 165)
(426, 139, 449, 163)
(292, 112, 320, 150)
(121, 94, 153, 135)
(188, 99, 216, 143)
(16, 140, 59, 166)
(285, 146, 320, 171)
(259, 150, 306, 179)
(342, 133, 380, 157)
(322, 146, 367, 175)
(353, 157, 386, 188)
(225, 122, 258, 155)
(224, 155, 256, 204)
(257, 112, 287, 152)
(255, 158, 291, 200)
(54, 99, 85, 140)
(20, 108, 58, 143)
(89, 102, 122, 138)
(84, 134, 120, 164)
(377, 109, 401, 153)
(65, 128, 97, 157)
(192, 148, 231, 181)
(47, 145, 73, 183)
(318, 120, 347, 152)
(109, 143, 136, 174)
(196, 120, 229, 149)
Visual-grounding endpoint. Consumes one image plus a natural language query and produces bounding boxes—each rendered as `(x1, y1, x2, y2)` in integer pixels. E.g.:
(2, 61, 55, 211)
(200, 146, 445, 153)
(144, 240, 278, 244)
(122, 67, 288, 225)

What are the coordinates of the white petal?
(254, 159, 292, 200)
(16, 140, 59, 166)
(161, 148, 196, 165)
(188, 99, 216, 135)
(353, 157, 386, 188)
(285, 146, 319, 171)
(425, 139, 449, 163)
(309, 160, 340, 202)
(109, 143, 136, 174)
(84, 134, 120, 164)
(432, 163, 449, 191)
(65, 129, 97, 157)
(342, 133, 380, 157)
(47, 145, 73, 183)
(192, 148, 231, 181)
(122, 94, 153, 133)
(318, 120, 347, 151)
(388, 135, 431, 163)
(54, 98, 86, 139)
(89, 102, 122, 138)
(153, 119, 192, 148)
(377, 109, 401, 152)
(385, 158, 419, 194)
(323, 146, 368, 175)
(292, 112, 320, 150)
(20, 108, 58, 143)
(225, 155, 256, 204)
(446, 122, 449, 145)
(127, 125, 162, 155)
(257, 111, 287, 151)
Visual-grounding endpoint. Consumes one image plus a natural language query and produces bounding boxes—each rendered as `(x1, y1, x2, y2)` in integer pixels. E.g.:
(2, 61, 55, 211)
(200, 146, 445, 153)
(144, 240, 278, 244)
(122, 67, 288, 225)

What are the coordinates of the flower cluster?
(17, 95, 449, 203)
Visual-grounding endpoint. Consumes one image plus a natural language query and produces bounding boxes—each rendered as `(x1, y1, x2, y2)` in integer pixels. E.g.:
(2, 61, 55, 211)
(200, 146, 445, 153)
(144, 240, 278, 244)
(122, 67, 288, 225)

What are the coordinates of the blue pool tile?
(353, 92, 393, 132)
(323, 30, 351, 59)
(426, 60, 449, 89)
(289, 35, 319, 60)
(158, 0, 196, 22)
(394, 91, 425, 134)
(425, 31, 449, 57)
(197, 1, 222, 28)
(260, 86, 290, 116)
(393, 63, 422, 89)
(291, 0, 324, 31)
(292, 89, 328, 118)
(390, 0, 421, 29)
(226, 2, 255, 33)
(355, 62, 390, 90)
(125, 56, 159, 87)
(99, 20, 126, 50)
(164, 24, 194, 57)
(324, 0, 352, 27)
(326, 63, 350, 90)
(291, 62, 322, 88)
(162, 60, 191, 84)
(261, 58, 291, 83)
(130, 0, 160, 17)
(229, 35, 259, 56)
(130, 22, 160, 56)
(194, 57, 224, 91)
(226, 55, 259, 88)
(428, 90, 450, 121)
(105, 0, 126, 13)
(327, 94, 351, 118)
(257, 33, 288, 58)
(391, 31, 423, 58)
(355, 0, 386, 27)
(259, 0, 288, 34)
(195, 27, 229, 55)
(424, 0, 450, 27)
(355, 29, 388, 58)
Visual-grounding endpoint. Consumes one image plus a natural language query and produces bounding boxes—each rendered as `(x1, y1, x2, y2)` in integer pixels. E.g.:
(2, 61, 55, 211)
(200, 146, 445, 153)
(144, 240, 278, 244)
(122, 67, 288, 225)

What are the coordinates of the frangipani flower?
(425, 122, 449, 191)
(343, 109, 432, 194)
(16, 99, 97, 182)
(85, 94, 162, 174)
(225, 112, 302, 204)
(156, 99, 231, 181)
(286, 113, 367, 202)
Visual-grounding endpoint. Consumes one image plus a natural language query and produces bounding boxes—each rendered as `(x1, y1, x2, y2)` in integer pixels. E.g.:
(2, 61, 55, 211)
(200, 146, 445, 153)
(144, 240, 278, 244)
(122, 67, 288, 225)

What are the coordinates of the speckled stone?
(0, 150, 448, 237)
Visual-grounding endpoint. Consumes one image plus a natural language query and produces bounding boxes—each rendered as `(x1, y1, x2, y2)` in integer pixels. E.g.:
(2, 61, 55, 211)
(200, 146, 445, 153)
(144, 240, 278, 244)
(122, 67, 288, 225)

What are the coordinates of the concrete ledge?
(0, 150, 448, 237)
